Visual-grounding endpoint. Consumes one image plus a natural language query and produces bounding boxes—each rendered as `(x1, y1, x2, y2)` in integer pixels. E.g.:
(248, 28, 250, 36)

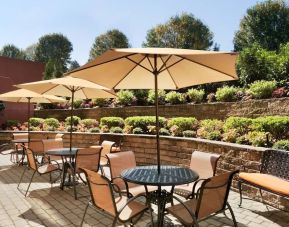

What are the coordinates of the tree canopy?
(0, 44, 27, 60)
(35, 33, 73, 79)
(234, 0, 289, 51)
(89, 29, 130, 61)
(143, 13, 214, 50)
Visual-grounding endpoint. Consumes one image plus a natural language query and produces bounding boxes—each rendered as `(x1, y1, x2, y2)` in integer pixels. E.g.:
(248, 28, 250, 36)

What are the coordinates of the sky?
(0, 0, 269, 65)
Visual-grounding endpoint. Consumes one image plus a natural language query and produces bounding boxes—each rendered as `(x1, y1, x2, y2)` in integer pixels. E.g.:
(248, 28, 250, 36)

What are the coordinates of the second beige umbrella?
(16, 77, 116, 150)
(0, 88, 65, 141)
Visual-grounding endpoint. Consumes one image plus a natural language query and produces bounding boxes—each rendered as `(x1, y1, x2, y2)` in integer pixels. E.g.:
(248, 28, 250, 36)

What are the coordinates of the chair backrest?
(101, 140, 115, 156)
(195, 170, 238, 219)
(42, 139, 63, 152)
(190, 151, 221, 179)
(261, 149, 289, 181)
(28, 141, 44, 154)
(75, 147, 102, 172)
(13, 133, 28, 140)
(107, 151, 136, 190)
(23, 146, 38, 171)
(80, 168, 117, 216)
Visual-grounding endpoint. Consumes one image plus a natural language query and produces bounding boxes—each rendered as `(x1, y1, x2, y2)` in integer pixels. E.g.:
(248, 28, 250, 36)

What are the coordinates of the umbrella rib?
(175, 55, 237, 79)
(39, 83, 59, 95)
(125, 56, 154, 73)
(159, 57, 179, 89)
(158, 55, 173, 72)
(113, 55, 148, 89)
(146, 55, 154, 71)
(159, 57, 184, 74)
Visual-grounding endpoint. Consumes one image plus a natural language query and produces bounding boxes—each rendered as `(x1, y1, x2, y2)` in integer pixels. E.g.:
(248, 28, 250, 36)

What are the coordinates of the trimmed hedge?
(100, 117, 124, 129)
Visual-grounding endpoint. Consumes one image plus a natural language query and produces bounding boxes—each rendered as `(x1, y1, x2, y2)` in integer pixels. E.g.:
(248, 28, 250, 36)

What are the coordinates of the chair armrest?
(111, 176, 131, 197)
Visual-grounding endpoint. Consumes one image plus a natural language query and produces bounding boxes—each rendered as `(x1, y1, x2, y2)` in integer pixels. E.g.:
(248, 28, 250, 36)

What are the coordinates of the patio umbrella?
(0, 88, 65, 141)
(16, 77, 116, 150)
(68, 48, 238, 173)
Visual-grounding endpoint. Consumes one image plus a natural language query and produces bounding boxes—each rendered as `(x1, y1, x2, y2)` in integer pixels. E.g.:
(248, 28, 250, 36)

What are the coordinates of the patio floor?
(0, 154, 289, 227)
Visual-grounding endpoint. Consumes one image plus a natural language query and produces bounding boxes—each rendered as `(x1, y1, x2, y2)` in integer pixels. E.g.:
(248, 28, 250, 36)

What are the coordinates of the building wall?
(0, 57, 45, 125)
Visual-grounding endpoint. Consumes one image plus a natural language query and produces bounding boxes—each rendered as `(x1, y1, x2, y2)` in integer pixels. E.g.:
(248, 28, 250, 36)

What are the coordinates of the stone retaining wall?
(35, 97, 289, 120)
(1, 131, 288, 211)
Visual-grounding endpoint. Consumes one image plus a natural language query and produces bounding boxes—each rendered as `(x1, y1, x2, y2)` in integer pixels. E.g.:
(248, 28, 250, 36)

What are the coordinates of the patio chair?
(42, 139, 63, 162)
(174, 151, 221, 199)
(66, 147, 102, 199)
(106, 151, 156, 197)
(90, 140, 115, 176)
(166, 170, 239, 227)
(17, 145, 61, 197)
(80, 168, 153, 227)
(11, 133, 29, 163)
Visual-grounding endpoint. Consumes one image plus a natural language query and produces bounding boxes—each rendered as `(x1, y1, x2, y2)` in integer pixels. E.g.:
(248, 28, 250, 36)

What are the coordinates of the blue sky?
(1, 0, 267, 65)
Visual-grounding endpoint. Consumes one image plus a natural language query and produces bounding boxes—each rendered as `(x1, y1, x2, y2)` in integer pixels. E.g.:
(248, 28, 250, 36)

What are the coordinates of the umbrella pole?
(70, 89, 75, 151)
(154, 55, 161, 174)
(27, 97, 31, 143)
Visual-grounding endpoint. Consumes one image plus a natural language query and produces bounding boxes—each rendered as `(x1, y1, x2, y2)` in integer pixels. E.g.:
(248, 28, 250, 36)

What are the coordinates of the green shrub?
(29, 118, 44, 127)
(100, 117, 124, 129)
(187, 89, 205, 103)
(132, 127, 143, 134)
(252, 116, 289, 140)
(6, 119, 20, 128)
(215, 86, 239, 102)
(133, 90, 148, 105)
(125, 116, 166, 131)
(167, 117, 198, 132)
(43, 118, 60, 131)
(248, 80, 277, 99)
(101, 125, 109, 133)
(65, 116, 81, 126)
(81, 119, 98, 128)
(110, 127, 123, 133)
(222, 129, 240, 143)
(30, 126, 41, 131)
(223, 117, 252, 134)
(89, 127, 100, 133)
(273, 140, 289, 151)
(66, 125, 77, 132)
(197, 119, 223, 140)
(147, 90, 166, 105)
(73, 99, 83, 109)
(116, 90, 135, 106)
(169, 125, 182, 137)
(159, 128, 170, 136)
(246, 131, 267, 147)
(123, 125, 133, 134)
(93, 98, 111, 107)
(183, 130, 196, 138)
(165, 91, 186, 104)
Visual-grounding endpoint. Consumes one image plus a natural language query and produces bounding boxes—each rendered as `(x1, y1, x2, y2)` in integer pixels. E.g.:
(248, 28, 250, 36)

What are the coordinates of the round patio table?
(121, 165, 199, 227)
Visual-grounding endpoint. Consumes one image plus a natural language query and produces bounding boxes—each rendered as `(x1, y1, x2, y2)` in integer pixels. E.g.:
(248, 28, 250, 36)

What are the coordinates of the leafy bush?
(222, 129, 239, 143)
(147, 90, 166, 105)
(66, 125, 77, 132)
(223, 117, 252, 135)
(183, 130, 196, 138)
(207, 93, 216, 103)
(132, 127, 143, 134)
(197, 119, 223, 140)
(73, 99, 83, 109)
(133, 90, 148, 105)
(93, 98, 111, 107)
(110, 127, 123, 133)
(6, 119, 20, 128)
(273, 140, 289, 151)
(30, 126, 41, 131)
(65, 116, 81, 126)
(252, 116, 289, 140)
(100, 117, 124, 129)
(101, 125, 109, 133)
(169, 125, 182, 137)
(89, 127, 100, 133)
(246, 131, 267, 147)
(80, 119, 98, 128)
(123, 125, 133, 134)
(248, 80, 277, 99)
(147, 125, 156, 135)
(125, 116, 166, 132)
(43, 118, 59, 131)
(167, 117, 198, 132)
(29, 118, 44, 127)
(165, 91, 186, 104)
(215, 86, 239, 102)
(187, 89, 205, 103)
(116, 90, 135, 106)
(159, 128, 170, 136)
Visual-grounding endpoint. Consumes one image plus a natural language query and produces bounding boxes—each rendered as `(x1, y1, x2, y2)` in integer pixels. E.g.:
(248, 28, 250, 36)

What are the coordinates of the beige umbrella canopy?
(16, 76, 116, 150)
(0, 88, 65, 141)
(68, 47, 238, 173)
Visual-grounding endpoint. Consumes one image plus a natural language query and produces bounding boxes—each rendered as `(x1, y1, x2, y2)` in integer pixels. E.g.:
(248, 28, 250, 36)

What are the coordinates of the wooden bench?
(238, 149, 289, 207)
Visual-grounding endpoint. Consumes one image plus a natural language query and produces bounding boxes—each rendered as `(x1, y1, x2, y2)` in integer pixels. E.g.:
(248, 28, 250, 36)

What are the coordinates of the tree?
(24, 44, 38, 61)
(35, 33, 73, 79)
(68, 60, 80, 71)
(143, 13, 214, 50)
(234, 0, 289, 51)
(89, 29, 130, 61)
(0, 44, 27, 60)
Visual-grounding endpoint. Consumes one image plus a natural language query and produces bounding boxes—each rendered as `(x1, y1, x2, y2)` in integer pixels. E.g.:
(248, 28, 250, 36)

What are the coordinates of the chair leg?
(238, 180, 243, 207)
(73, 172, 77, 200)
(17, 167, 27, 188)
(80, 203, 89, 227)
(226, 202, 238, 227)
(25, 171, 36, 197)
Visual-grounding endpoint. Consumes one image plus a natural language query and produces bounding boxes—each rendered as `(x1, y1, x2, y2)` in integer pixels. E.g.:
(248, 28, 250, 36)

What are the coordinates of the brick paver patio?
(0, 154, 289, 227)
